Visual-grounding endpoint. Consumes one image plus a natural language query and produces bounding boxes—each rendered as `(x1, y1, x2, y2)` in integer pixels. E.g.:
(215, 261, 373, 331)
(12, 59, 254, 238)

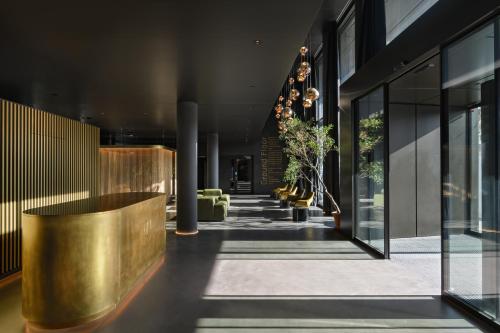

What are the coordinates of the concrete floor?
(0, 195, 490, 332)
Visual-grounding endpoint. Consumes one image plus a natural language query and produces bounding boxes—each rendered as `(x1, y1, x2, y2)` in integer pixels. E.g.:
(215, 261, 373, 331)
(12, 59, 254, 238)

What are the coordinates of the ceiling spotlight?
(254, 39, 263, 46)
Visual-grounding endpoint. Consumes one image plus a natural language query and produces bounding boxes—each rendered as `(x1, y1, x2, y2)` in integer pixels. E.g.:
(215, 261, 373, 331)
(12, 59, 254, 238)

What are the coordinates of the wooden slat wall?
(100, 147, 174, 198)
(0, 99, 99, 278)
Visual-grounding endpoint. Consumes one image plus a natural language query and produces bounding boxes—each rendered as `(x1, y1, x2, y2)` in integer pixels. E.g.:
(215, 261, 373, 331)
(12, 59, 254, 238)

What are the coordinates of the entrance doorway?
(230, 155, 253, 194)
(353, 86, 387, 256)
(388, 55, 441, 257)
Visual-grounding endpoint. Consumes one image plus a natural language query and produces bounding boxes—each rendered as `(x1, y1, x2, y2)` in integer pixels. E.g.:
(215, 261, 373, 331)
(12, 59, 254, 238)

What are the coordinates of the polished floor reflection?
(0, 195, 490, 332)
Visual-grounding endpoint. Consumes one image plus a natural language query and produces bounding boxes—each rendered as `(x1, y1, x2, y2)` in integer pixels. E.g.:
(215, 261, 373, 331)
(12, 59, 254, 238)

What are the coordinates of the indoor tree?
(279, 118, 341, 214)
(283, 155, 302, 187)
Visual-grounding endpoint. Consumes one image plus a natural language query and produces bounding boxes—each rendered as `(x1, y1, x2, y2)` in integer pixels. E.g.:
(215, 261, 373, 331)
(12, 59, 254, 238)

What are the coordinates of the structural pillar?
(176, 101, 198, 235)
(206, 132, 219, 188)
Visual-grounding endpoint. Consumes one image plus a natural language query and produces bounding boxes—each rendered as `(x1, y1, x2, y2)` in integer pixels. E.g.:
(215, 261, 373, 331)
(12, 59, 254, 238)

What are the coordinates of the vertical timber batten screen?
(99, 147, 175, 200)
(0, 99, 100, 278)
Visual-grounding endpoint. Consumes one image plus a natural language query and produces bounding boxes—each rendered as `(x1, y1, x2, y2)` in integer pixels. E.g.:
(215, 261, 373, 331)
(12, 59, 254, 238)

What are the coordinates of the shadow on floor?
(93, 227, 488, 333)
(0, 195, 492, 333)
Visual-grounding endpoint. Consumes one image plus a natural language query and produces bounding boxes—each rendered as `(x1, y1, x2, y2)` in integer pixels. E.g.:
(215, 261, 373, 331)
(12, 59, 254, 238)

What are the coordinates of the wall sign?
(260, 136, 283, 185)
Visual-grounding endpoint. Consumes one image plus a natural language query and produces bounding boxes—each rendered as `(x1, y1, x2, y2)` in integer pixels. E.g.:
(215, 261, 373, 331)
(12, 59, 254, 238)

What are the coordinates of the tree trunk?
(313, 165, 341, 214)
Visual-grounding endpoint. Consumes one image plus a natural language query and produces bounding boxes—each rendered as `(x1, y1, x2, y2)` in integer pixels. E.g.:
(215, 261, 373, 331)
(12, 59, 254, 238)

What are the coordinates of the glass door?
(354, 86, 389, 257)
(442, 16, 500, 326)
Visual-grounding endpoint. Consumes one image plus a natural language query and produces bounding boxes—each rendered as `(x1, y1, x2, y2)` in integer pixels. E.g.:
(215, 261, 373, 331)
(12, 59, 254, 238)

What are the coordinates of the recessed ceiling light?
(254, 39, 263, 46)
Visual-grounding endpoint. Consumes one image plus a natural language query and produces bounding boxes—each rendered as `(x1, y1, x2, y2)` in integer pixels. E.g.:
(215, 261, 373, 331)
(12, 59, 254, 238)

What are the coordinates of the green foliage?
(283, 156, 301, 186)
(358, 112, 384, 185)
(279, 118, 336, 164)
(279, 118, 341, 213)
(359, 159, 384, 185)
(359, 116, 383, 154)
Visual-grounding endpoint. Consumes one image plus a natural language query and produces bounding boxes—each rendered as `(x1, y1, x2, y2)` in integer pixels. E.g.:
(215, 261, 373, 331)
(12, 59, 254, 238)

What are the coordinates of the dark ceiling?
(0, 0, 326, 144)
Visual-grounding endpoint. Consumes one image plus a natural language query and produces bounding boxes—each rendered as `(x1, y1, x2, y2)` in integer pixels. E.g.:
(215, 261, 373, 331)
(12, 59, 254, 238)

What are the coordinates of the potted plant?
(279, 118, 341, 228)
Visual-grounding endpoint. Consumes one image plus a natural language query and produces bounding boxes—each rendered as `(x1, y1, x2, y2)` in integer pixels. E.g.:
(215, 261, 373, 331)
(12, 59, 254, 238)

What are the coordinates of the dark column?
(206, 132, 219, 188)
(176, 101, 198, 235)
(323, 21, 340, 214)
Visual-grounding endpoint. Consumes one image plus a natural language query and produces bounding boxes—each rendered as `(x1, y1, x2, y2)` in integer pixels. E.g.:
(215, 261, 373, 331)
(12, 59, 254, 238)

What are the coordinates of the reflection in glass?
(355, 87, 385, 253)
(385, 0, 439, 44)
(315, 53, 325, 206)
(443, 18, 499, 324)
(338, 6, 355, 84)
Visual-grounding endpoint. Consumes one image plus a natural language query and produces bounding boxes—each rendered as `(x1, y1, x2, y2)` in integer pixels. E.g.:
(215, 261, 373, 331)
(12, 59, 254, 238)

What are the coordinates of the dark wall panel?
(339, 99, 353, 235)
(416, 104, 441, 236)
(388, 103, 441, 239)
(389, 103, 416, 238)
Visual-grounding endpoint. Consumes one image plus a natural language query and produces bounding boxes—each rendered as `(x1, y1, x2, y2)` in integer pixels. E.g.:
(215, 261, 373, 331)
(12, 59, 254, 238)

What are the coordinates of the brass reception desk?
(22, 192, 167, 329)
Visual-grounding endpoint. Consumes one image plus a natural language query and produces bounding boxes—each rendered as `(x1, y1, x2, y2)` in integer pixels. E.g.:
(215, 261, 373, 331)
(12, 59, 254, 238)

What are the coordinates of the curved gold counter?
(21, 192, 167, 329)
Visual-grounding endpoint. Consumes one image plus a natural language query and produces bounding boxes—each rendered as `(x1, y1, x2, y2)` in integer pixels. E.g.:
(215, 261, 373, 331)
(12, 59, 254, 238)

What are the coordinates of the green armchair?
(201, 189, 230, 207)
(203, 188, 222, 197)
(198, 196, 227, 221)
(197, 188, 230, 221)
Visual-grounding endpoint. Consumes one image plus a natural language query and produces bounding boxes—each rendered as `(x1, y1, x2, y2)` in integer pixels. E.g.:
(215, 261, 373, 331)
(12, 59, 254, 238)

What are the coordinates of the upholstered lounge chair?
(197, 196, 228, 221)
(294, 192, 314, 208)
(279, 186, 297, 201)
(272, 184, 288, 199)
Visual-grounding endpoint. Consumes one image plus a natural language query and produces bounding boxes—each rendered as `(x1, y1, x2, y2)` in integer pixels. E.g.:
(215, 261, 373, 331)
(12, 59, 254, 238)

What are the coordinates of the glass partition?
(385, 0, 439, 44)
(442, 17, 500, 325)
(315, 52, 325, 206)
(354, 86, 386, 255)
(339, 6, 355, 84)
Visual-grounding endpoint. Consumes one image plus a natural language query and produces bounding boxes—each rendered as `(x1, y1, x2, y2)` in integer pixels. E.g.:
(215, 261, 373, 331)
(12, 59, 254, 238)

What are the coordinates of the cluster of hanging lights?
(275, 39, 320, 133)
